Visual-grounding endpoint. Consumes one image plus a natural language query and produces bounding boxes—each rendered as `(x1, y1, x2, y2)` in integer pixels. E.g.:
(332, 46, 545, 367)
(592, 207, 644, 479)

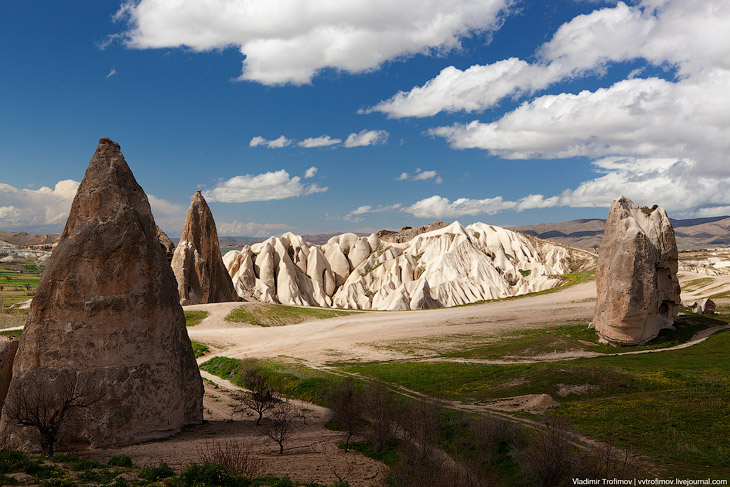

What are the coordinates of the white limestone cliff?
(223, 221, 594, 311)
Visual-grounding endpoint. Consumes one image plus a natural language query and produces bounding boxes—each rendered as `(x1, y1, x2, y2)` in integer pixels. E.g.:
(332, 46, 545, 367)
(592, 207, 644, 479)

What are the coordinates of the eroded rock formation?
(0, 341, 18, 411)
(592, 196, 681, 346)
(157, 226, 175, 264)
(223, 221, 595, 310)
(171, 191, 237, 305)
(0, 138, 203, 449)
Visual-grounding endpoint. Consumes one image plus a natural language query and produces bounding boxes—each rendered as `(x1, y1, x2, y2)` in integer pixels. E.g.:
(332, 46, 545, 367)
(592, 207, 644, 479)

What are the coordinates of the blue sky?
(1, 0, 729, 237)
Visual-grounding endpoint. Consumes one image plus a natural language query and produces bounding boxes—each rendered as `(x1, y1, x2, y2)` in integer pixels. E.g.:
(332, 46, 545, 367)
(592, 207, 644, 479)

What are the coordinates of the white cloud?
(298, 136, 341, 148)
(115, 0, 512, 85)
(304, 166, 318, 178)
(402, 157, 730, 219)
(369, 0, 730, 117)
(106, 68, 118, 79)
(429, 71, 730, 170)
(203, 170, 327, 203)
(0, 180, 79, 230)
(396, 168, 442, 183)
(344, 203, 401, 222)
(343, 129, 389, 148)
(217, 220, 293, 237)
(249, 135, 293, 148)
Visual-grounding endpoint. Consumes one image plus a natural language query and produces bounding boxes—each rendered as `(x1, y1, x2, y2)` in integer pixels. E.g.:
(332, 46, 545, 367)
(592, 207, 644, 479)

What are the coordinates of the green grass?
(340, 440, 399, 466)
(0, 262, 42, 308)
(342, 323, 730, 477)
(200, 356, 343, 406)
(184, 310, 209, 327)
(225, 303, 358, 327)
(191, 340, 210, 358)
(439, 312, 720, 360)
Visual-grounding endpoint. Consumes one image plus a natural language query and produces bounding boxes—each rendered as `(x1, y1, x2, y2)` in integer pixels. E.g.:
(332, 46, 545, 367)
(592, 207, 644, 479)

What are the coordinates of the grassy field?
(190, 340, 210, 358)
(0, 262, 42, 308)
(342, 317, 730, 477)
(225, 303, 358, 327)
(184, 310, 209, 327)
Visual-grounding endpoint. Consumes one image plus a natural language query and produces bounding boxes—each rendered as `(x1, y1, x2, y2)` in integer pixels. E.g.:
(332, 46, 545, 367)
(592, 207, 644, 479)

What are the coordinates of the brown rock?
(157, 226, 175, 264)
(690, 298, 716, 315)
(171, 191, 237, 305)
(592, 196, 681, 346)
(0, 138, 203, 449)
(0, 341, 18, 411)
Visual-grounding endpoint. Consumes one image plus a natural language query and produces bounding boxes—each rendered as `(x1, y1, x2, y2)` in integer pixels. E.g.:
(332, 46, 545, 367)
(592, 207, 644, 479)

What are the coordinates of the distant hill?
(0, 231, 59, 247)
(511, 216, 730, 250)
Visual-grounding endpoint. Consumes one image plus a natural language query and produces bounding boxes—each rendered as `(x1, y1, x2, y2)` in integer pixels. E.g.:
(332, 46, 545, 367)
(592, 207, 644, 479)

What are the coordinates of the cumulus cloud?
(203, 170, 327, 203)
(429, 71, 730, 170)
(343, 130, 389, 148)
(344, 203, 402, 222)
(304, 166, 318, 178)
(115, 0, 512, 85)
(249, 135, 293, 148)
(298, 136, 341, 148)
(217, 220, 292, 237)
(0, 180, 79, 230)
(369, 0, 730, 117)
(396, 168, 442, 183)
(402, 157, 730, 219)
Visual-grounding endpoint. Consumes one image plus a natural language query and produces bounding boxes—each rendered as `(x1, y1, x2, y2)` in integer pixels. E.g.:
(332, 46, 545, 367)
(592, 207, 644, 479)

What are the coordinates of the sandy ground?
(187, 281, 599, 366)
(87, 380, 388, 487)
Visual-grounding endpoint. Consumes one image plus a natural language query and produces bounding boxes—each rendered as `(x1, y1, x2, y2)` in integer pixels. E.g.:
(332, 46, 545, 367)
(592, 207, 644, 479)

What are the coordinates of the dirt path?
(188, 281, 598, 366)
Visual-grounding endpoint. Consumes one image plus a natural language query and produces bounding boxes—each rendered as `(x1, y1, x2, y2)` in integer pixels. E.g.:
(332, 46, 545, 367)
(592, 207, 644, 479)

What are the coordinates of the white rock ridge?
(223, 221, 594, 311)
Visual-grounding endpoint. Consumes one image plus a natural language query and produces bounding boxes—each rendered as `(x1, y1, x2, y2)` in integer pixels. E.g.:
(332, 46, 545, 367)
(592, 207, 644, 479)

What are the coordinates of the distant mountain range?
(511, 216, 730, 250)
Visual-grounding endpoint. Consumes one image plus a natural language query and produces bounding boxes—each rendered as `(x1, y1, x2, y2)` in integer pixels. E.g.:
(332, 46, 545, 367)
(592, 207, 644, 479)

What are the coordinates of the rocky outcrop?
(0, 138, 203, 449)
(592, 197, 681, 346)
(171, 191, 237, 305)
(224, 221, 595, 310)
(0, 341, 18, 411)
(157, 227, 175, 264)
(690, 298, 715, 315)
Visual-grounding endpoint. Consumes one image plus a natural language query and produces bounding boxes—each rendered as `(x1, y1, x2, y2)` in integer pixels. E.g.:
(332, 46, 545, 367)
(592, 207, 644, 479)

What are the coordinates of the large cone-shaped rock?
(592, 196, 681, 346)
(171, 191, 237, 305)
(0, 138, 203, 449)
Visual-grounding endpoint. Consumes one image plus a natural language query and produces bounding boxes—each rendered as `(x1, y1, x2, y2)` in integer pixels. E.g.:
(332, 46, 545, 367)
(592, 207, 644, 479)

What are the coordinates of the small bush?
(69, 457, 104, 471)
(108, 455, 134, 467)
(179, 462, 252, 487)
(197, 440, 263, 478)
(0, 448, 28, 474)
(139, 461, 175, 481)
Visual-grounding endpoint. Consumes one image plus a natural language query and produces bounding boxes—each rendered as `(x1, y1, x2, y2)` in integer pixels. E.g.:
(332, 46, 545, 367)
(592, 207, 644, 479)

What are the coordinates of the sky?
(1, 0, 729, 237)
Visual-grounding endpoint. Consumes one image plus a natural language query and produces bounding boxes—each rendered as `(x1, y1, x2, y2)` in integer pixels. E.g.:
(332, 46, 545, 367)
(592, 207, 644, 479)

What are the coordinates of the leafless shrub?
(389, 442, 491, 487)
(264, 401, 299, 454)
(515, 415, 575, 487)
(361, 383, 399, 452)
(576, 434, 643, 479)
(196, 439, 265, 478)
(329, 378, 365, 452)
(398, 397, 444, 460)
(3, 368, 105, 456)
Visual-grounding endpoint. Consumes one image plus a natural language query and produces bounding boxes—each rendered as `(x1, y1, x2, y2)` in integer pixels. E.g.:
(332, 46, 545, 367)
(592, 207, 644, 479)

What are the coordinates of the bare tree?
(399, 397, 444, 460)
(264, 401, 299, 454)
(329, 378, 365, 452)
(361, 383, 399, 452)
(516, 415, 575, 487)
(234, 360, 278, 425)
(3, 368, 105, 456)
